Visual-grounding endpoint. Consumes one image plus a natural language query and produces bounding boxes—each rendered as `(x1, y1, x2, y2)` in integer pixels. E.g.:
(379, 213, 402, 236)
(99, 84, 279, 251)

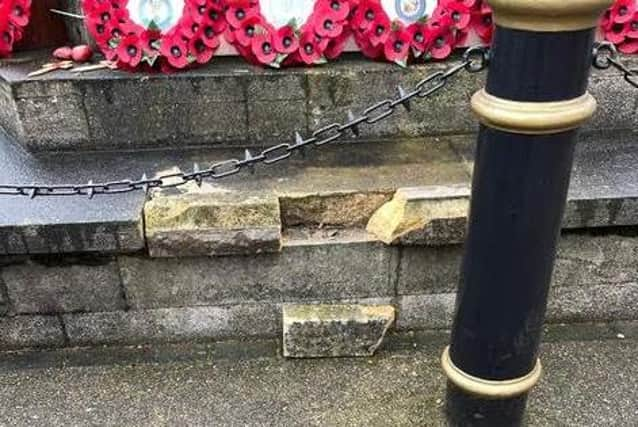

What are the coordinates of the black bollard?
(442, 1, 613, 425)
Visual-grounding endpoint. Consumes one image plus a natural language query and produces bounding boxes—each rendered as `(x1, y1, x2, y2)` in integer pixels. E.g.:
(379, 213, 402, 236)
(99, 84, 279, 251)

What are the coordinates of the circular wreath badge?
(352, 0, 493, 66)
(0, 0, 31, 58)
(223, 0, 353, 68)
(82, 0, 225, 71)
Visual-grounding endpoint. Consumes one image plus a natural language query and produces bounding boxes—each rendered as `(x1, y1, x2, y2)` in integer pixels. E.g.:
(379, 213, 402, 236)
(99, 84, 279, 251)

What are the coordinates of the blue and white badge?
(381, 0, 435, 24)
(128, 0, 184, 31)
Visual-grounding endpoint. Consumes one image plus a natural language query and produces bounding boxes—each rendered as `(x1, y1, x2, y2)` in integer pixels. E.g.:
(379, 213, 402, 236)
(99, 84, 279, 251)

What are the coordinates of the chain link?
(0, 46, 490, 199)
(593, 41, 638, 88)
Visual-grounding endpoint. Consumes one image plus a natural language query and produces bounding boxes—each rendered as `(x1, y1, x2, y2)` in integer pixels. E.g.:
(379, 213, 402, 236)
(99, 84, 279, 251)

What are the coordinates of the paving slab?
(0, 325, 635, 426)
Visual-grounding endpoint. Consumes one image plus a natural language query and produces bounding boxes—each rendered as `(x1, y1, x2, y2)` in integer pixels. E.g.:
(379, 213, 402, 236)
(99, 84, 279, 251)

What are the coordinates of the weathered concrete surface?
(61, 297, 392, 347)
(63, 304, 281, 346)
(145, 182, 282, 257)
(396, 282, 638, 331)
(1, 256, 125, 314)
(282, 304, 395, 358)
(119, 239, 398, 308)
(0, 329, 636, 426)
(1, 50, 636, 152)
(0, 315, 65, 350)
(367, 185, 469, 245)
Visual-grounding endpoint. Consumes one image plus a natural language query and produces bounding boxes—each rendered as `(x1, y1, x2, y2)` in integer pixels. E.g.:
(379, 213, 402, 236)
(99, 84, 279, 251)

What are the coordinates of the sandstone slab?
(367, 185, 469, 245)
(283, 304, 395, 358)
(145, 181, 282, 257)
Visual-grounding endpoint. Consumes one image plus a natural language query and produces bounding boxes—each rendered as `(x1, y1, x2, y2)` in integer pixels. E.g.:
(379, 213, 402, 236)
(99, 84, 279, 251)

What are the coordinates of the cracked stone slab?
(366, 184, 469, 245)
(283, 304, 395, 358)
(145, 173, 282, 257)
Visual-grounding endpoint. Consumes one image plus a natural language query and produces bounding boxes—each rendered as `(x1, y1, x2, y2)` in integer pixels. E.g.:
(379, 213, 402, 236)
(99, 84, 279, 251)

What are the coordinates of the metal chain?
(0, 46, 490, 199)
(593, 41, 638, 88)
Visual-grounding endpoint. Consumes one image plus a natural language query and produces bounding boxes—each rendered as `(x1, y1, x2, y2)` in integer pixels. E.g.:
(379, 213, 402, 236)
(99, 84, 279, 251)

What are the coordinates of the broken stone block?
(283, 304, 395, 358)
(145, 173, 282, 257)
(367, 185, 470, 246)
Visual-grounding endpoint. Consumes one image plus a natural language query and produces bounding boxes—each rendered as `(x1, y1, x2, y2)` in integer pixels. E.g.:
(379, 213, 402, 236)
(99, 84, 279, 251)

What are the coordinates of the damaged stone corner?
(282, 304, 396, 358)
(144, 167, 283, 258)
(366, 185, 471, 246)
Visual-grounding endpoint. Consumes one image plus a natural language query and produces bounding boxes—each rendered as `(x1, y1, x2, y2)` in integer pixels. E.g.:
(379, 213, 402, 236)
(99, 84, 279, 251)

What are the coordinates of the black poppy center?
(171, 46, 182, 57)
(236, 9, 246, 20)
(127, 45, 138, 57)
(394, 41, 403, 52)
(262, 42, 272, 54)
(324, 20, 334, 30)
(283, 36, 292, 47)
(304, 43, 314, 54)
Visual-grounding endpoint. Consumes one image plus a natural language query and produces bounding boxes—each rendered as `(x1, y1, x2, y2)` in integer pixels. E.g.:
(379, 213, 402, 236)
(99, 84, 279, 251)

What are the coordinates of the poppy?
(299, 31, 322, 64)
(274, 25, 300, 54)
(428, 24, 455, 59)
(610, 0, 635, 24)
(9, 0, 31, 28)
(189, 33, 216, 63)
(384, 28, 411, 64)
(201, 3, 227, 33)
(160, 32, 190, 68)
(406, 22, 430, 52)
(251, 33, 277, 64)
(320, 0, 351, 21)
(627, 12, 638, 38)
(367, 13, 391, 46)
(445, 1, 471, 30)
(352, 1, 382, 32)
(235, 15, 262, 47)
(472, 3, 493, 43)
(315, 12, 344, 38)
(116, 34, 143, 66)
(606, 21, 628, 44)
(226, 2, 257, 29)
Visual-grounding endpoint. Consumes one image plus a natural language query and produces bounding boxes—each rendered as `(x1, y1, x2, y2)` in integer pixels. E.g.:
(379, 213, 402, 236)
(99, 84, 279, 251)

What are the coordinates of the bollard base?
(445, 384, 529, 427)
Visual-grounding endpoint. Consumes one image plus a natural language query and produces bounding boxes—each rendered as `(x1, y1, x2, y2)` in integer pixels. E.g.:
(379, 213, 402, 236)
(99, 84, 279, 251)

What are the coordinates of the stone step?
(2, 130, 637, 351)
(1, 131, 637, 255)
(1, 323, 636, 426)
(1, 228, 637, 350)
(1, 50, 636, 152)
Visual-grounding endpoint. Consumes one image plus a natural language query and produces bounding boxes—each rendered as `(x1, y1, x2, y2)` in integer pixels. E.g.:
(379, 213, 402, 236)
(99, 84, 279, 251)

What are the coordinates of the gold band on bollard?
(441, 346, 542, 399)
(471, 89, 597, 135)
(487, 0, 614, 32)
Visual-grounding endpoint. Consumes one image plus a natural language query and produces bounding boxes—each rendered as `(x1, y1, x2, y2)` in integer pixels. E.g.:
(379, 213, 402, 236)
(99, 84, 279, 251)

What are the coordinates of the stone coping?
(1, 132, 638, 255)
(0, 50, 637, 151)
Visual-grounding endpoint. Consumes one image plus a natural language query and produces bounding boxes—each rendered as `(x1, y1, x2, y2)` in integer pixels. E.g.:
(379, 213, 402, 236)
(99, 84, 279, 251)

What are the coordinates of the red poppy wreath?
(82, 0, 225, 71)
(600, 0, 638, 53)
(351, 0, 493, 66)
(0, 0, 31, 58)
(223, 0, 353, 67)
